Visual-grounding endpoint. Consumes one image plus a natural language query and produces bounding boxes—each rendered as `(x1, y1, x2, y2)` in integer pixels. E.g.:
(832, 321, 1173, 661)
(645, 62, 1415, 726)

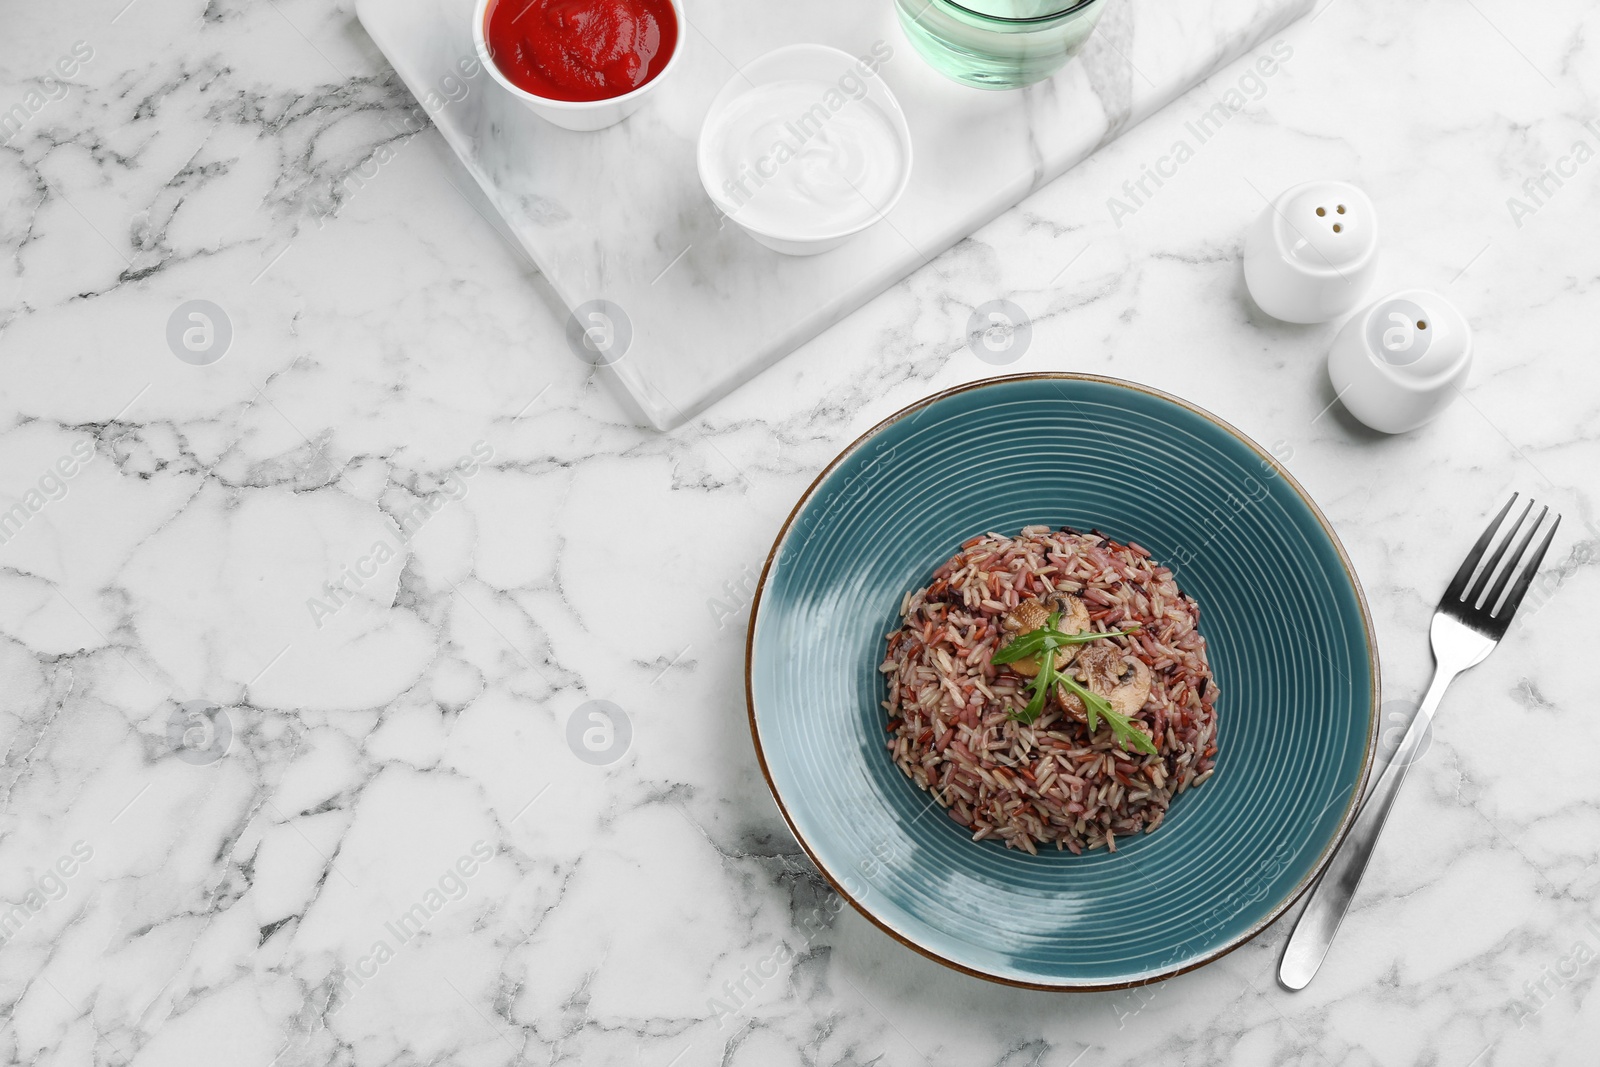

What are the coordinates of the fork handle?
(1278, 663, 1460, 989)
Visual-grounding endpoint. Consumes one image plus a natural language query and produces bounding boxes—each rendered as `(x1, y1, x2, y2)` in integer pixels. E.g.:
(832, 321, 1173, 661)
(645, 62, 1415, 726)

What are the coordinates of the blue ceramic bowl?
(746, 374, 1377, 989)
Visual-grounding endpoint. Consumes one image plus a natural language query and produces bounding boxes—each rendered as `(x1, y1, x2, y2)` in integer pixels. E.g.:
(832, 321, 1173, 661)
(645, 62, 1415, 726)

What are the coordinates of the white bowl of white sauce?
(697, 44, 914, 256)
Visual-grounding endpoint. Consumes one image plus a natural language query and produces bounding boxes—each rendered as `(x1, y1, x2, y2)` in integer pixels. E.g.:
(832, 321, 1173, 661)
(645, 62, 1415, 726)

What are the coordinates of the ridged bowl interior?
(746, 374, 1376, 988)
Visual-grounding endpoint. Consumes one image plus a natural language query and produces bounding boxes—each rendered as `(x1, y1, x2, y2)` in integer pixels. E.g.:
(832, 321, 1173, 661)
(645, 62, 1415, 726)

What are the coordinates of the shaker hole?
(1417, 321, 1427, 330)
(1316, 207, 1326, 216)
(1332, 223, 1342, 233)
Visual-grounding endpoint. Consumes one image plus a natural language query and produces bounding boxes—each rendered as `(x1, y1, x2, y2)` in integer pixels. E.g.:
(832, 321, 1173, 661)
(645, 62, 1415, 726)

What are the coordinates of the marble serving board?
(357, 0, 1313, 429)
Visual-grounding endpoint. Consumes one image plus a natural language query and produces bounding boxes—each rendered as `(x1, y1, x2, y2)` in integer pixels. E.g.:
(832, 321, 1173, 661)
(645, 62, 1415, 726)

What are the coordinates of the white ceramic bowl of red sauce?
(473, 0, 684, 131)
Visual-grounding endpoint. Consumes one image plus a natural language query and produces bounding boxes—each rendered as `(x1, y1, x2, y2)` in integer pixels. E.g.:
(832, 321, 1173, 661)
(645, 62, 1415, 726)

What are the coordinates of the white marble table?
(355, 0, 1311, 428)
(1, 1, 1597, 1065)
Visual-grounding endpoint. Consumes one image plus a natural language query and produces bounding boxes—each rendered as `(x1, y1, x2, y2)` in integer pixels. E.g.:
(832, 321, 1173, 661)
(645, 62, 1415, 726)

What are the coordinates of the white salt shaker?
(1243, 180, 1379, 323)
(1327, 289, 1472, 433)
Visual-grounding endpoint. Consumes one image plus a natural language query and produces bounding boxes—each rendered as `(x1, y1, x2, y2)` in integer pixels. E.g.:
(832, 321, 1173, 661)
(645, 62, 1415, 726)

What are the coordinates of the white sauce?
(702, 78, 906, 237)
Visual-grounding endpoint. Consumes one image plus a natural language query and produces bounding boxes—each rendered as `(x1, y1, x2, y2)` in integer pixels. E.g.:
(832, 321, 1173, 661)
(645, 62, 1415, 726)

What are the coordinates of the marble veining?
(357, 0, 1312, 427)
(1, 0, 1598, 1064)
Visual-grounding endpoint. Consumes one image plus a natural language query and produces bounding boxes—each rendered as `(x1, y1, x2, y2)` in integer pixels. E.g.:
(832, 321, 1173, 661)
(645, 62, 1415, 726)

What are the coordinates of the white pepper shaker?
(1327, 289, 1472, 433)
(1244, 180, 1379, 323)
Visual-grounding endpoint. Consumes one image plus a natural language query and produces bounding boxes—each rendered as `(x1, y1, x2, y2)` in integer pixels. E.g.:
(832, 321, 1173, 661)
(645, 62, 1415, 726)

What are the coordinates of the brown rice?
(879, 526, 1218, 854)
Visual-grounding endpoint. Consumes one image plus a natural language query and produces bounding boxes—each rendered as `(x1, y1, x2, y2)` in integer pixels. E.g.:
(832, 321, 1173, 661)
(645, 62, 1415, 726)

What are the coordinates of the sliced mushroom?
(999, 594, 1091, 678)
(1047, 592, 1091, 637)
(1057, 644, 1153, 723)
(1105, 656, 1152, 719)
(1001, 599, 1050, 636)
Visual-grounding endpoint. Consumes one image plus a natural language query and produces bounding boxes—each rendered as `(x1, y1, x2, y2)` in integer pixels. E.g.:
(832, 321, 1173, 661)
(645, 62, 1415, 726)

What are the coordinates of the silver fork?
(1279, 494, 1562, 990)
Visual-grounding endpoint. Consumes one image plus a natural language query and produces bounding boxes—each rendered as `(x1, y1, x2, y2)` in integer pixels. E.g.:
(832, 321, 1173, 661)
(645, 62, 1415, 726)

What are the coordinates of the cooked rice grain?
(880, 526, 1219, 854)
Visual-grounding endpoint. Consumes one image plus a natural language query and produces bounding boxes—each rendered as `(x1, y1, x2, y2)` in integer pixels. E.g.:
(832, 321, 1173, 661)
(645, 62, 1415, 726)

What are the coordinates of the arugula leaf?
(997, 612, 1156, 754)
(1052, 668, 1114, 727)
(1056, 671, 1159, 755)
(1009, 613, 1061, 726)
(1018, 654, 1052, 725)
(989, 630, 1051, 666)
(992, 624, 1137, 665)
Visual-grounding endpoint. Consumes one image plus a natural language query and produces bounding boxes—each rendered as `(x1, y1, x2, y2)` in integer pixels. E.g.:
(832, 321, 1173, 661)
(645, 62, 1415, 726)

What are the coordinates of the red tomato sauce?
(484, 0, 678, 102)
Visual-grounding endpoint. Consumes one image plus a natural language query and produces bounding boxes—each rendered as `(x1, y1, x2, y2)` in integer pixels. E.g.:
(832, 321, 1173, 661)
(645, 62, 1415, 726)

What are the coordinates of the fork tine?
(1444, 494, 1517, 604)
(1468, 498, 1533, 607)
(1482, 505, 1547, 613)
(1494, 512, 1562, 621)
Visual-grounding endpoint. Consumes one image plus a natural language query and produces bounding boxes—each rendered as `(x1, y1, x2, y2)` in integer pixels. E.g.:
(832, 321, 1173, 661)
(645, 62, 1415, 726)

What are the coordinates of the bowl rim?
(696, 42, 915, 246)
(742, 371, 1380, 991)
(929, 0, 1102, 26)
(471, 0, 686, 111)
